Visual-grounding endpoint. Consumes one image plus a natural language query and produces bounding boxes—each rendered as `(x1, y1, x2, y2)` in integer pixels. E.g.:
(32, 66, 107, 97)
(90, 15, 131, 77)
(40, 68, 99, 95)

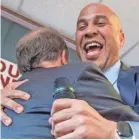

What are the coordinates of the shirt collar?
(103, 61, 121, 85)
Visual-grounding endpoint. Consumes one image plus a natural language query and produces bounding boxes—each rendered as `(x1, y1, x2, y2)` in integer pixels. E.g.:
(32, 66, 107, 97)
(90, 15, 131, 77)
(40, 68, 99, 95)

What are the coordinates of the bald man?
(49, 3, 139, 138)
(1, 2, 139, 139)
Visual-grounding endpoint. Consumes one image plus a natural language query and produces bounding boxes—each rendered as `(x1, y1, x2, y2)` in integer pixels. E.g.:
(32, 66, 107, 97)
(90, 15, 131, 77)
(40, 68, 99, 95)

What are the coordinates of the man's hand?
(49, 99, 117, 139)
(0, 79, 30, 126)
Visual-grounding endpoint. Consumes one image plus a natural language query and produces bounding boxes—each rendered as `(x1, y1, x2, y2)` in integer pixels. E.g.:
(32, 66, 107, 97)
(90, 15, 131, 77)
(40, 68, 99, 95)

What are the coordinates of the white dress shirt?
(103, 60, 121, 94)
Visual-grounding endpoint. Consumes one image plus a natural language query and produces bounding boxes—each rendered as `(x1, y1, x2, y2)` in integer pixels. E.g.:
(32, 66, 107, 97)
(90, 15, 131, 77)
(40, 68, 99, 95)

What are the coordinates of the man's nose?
(84, 25, 98, 38)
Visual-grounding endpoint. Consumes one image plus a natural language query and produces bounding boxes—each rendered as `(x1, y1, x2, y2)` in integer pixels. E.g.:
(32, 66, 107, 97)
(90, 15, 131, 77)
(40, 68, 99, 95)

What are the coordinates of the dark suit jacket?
(2, 62, 139, 139)
(117, 62, 139, 114)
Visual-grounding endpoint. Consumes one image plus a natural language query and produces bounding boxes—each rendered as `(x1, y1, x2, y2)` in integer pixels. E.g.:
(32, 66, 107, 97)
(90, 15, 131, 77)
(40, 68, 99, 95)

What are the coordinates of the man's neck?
(39, 60, 62, 68)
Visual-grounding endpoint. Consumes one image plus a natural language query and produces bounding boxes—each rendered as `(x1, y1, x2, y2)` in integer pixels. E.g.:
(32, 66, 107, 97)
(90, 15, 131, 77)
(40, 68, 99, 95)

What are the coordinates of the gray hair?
(16, 28, 69, 73)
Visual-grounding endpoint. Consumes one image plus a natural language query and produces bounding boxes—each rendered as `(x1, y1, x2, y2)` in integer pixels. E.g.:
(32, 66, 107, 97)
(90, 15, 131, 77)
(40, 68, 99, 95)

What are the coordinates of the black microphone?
(53, 77, 75, 100)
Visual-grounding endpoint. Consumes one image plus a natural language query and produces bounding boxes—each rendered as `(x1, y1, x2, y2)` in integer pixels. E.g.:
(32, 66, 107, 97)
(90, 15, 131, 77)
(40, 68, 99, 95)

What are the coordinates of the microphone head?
(53, 77, 75, 99)
(54, 77, 71, 89)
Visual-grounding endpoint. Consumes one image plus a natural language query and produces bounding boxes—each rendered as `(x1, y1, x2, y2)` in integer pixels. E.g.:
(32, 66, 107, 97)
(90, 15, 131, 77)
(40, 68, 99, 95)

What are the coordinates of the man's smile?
(83, 40, 104, 59)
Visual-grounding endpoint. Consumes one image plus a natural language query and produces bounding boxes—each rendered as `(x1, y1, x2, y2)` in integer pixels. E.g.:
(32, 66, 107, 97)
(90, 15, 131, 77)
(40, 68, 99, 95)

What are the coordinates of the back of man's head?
(16, 28, 69, 73)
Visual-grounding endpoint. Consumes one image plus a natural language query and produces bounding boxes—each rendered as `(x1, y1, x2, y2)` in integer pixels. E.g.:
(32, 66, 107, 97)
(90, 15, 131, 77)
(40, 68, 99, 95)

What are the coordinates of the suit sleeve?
(1, 78, 54, 139)
(1, 106, 54, 139)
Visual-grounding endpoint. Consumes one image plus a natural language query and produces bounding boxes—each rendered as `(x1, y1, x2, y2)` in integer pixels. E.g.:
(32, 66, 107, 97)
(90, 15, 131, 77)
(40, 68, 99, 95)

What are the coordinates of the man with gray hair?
(1, 28, 69, 138)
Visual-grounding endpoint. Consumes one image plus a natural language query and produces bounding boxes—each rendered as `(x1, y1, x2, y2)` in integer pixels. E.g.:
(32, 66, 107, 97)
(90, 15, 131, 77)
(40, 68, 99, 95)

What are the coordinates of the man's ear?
(120, 30, 125, 48)
(61, 50, 68, 65)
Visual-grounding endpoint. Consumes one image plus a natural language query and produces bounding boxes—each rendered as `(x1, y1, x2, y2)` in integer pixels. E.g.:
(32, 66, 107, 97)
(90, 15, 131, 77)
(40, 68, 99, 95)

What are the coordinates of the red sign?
(0, 58, 21, 89)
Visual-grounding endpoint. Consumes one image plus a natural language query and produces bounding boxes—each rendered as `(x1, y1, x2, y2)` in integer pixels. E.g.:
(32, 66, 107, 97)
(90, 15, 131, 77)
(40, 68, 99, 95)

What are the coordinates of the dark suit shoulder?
(131, 66, 139, 73)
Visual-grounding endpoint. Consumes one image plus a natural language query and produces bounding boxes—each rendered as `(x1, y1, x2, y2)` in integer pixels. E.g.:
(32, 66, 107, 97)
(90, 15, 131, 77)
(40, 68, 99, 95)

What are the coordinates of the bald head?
(80, 3, 116, 17)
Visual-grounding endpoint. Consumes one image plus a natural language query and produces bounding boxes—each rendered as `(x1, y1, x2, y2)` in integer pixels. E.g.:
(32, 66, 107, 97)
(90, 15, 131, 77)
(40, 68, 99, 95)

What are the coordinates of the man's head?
(76, 3, 125, 70)
(16, 28, 69, 73)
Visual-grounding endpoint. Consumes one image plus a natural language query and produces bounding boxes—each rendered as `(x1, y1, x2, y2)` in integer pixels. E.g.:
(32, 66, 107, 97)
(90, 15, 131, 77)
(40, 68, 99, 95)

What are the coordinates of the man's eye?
(78, 25, 86, 30)
(97, 22, 106, 27)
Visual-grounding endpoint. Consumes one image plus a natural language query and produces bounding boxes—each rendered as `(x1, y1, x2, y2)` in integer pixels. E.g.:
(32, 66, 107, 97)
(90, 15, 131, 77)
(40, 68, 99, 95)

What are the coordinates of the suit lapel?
(117, 62, 136, 107)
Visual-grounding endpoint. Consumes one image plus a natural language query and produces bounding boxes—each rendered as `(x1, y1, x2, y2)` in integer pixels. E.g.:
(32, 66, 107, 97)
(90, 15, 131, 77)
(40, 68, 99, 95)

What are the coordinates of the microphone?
(53, 77, 75, 100)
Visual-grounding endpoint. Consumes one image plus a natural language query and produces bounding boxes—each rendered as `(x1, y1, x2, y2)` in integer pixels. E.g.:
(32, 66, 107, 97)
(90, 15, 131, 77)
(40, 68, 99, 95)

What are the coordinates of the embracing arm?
(50, 99, 139, 139)
(0, 79, 30, 126)
(49, 99, 118, 139)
